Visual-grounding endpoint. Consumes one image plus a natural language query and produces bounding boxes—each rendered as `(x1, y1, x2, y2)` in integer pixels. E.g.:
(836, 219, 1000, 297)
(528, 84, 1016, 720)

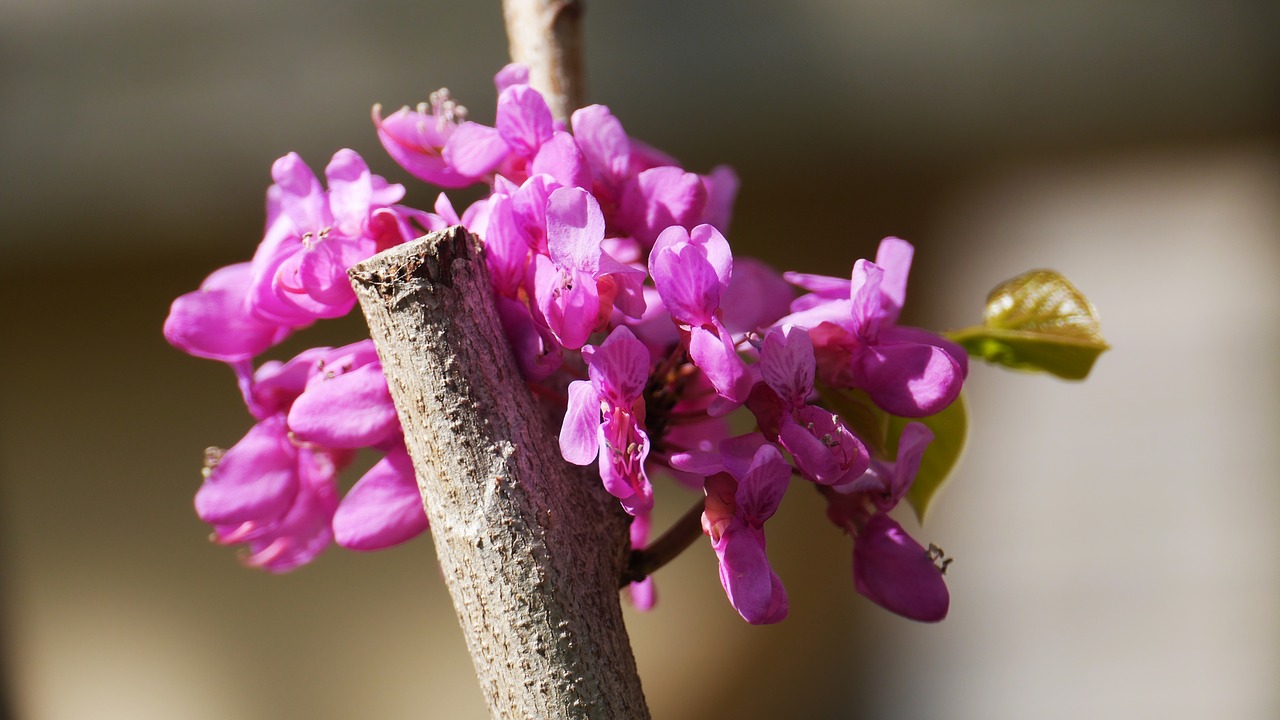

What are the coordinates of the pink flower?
(443, 84, 555, 183)
(373, 89, 478, 188)
(559, 326, 654, 514)
(286, 341, 401, 450)
(164, 262, 293, 362)
(753, 326, 869, 487)
(199, 341, 427, 568)
(333, 442, 428, 551)
(648, 224, 752, 406)
(570, 104, 677, 212)
(531, 187, 646, 350)
(677, 434, 790, 624)
(824, 422, 949, 621)
(249, 150, 409, 326)
(197, 415, 349, 572)
(781, 237, 967, 417)
(617, 167, 707, 248)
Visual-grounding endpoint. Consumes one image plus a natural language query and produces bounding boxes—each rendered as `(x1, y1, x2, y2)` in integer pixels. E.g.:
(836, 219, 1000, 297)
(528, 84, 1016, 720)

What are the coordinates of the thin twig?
(621, 499, 707, 587)
(502, 0, 586, 122)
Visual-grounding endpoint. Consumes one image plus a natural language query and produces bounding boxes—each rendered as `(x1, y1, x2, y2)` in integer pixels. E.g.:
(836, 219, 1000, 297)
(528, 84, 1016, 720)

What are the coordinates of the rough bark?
(502, 0, 585, 122)
(349, 226, 650, 719)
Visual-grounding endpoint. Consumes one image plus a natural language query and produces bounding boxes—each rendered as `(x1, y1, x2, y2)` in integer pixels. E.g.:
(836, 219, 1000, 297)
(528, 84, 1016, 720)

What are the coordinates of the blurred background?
(2, 1, 1278, 718)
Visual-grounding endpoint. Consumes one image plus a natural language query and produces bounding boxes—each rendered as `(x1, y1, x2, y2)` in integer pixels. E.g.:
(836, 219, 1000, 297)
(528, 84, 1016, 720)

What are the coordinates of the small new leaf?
(948, 269, 1109, 380)
(887, 393, 967, 523)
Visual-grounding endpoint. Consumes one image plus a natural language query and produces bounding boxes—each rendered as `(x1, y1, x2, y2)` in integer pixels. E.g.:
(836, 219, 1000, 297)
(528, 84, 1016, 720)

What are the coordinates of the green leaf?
(947, 270, 1109, 380)
(886, 393, 968, 523)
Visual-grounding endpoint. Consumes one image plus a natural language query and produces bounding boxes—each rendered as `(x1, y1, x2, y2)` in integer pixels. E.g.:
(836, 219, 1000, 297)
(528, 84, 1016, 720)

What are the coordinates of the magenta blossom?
(752, 326, 870, 487)
(442, 81, 557, 184)
(532, 186, 646, 350)
(674, 433, 790, 624)
(781, 237, 967, 417)
(559, 326, 654, 514)
(373, 88, 478, 189)
(648, 224, 752, 407)
(824, 422, 949, 622)
(197, 415, 350, 572)
(333, 442, 428, 551)
(164, 262, 294, 363)
(249, 150, 411, 327)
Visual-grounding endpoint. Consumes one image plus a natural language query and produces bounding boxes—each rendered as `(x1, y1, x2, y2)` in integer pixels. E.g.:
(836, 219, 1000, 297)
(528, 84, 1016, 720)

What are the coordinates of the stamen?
(202, 447, 227, 479)
(926, 543, 954, 574)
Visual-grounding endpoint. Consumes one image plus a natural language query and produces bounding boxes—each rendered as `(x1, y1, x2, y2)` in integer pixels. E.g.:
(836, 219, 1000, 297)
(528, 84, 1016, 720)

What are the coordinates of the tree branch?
(502, 0, 586, 121)
(349, 227, 649, 719)
(621, 499, 707, 587)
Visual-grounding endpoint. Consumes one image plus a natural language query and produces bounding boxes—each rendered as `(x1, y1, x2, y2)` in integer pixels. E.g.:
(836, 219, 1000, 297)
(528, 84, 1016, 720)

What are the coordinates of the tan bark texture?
(348, 226, 650, 719)
(502, 0, 586, 122)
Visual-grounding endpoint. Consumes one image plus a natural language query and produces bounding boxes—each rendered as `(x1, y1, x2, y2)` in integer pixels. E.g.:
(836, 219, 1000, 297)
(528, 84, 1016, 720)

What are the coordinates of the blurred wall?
(2, 1, 1278, 718)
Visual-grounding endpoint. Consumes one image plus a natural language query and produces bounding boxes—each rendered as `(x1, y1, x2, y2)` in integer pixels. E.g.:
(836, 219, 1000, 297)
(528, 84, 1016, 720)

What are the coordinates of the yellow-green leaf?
(948, 270, 1109, 380)
(886, 393, 967, 523)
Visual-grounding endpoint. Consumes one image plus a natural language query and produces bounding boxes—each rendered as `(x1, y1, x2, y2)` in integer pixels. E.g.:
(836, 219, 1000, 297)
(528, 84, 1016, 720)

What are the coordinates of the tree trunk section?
(349, 226, 650, 719)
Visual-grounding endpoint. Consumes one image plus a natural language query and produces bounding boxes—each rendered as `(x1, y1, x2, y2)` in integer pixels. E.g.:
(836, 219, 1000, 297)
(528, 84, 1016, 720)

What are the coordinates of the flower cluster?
(166, 64, 966, 622)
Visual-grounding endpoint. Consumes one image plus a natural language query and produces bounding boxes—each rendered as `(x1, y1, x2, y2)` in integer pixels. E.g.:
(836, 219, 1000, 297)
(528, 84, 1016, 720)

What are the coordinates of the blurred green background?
(3, 1, 1278, 718)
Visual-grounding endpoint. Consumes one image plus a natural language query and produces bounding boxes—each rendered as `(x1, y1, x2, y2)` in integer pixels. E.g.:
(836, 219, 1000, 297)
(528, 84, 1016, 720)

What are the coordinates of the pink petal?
(617, 166, 707, 246)
(716, 524, 788, 625)
(874, 422, 934, 511)
(546, 186, 605, 274)
(239, 447, 340, 572)
(759, 326, 815, 407)
(588, 326, 650, 402)
(850, 259, 886, 341)
(287, 364, 399, 448)
(689, 323, 752, 404)
(853, 514, 948, 622)
(495, 85, 554, 157)
(243, 346, 329, 420)
(325, 149, 403, 231)
(734, 443, 791, 523)
(443, 121, 510, 177)
(372, 105, 473, 189)
(537, 265, 599, 351)
(164, 263, 290, 362)
(689, 224, 732, 293)
(783, 271, 851, 297)
(333, 445, 428, 551)
(874, 236, 914, 324)
(856, 339, 964, 418)
(559, 380, 602, 465)
(271, 153, 328, 232)
(295, 234, 369, 308)
(531, 131, 590, 189)
(651, 243, 720, 326)
(480, 194, 529, 297)
(494, 63, 530, 92)
(886, 325, 970, 380)
(570, 104, 631, 189)
(628, 577, 657, 611)
(597, 415, 653, 514)
(780, 407, 870, 487)
(195, 415, 298, 525)
(716, 432, 771, 480)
